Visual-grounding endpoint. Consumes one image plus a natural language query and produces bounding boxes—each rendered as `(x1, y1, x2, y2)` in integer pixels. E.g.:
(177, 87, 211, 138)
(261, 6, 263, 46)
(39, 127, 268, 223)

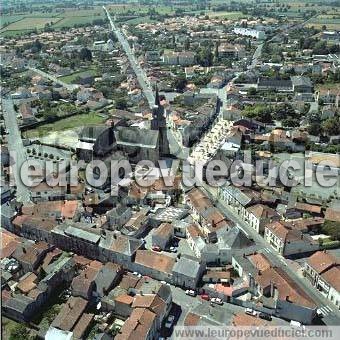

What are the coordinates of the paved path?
(27, 66, 79, 91)
(2, 98, 31, 203)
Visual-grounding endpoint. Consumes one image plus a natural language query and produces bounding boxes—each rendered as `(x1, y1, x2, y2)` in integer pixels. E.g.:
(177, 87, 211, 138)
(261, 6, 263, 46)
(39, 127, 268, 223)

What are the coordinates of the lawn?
(58, 69, 97, 84)
(206, 11, 245, 19)
(52, 15, 100, 28)
(25, 112, 105, 138)
(1, 16, 62, 32)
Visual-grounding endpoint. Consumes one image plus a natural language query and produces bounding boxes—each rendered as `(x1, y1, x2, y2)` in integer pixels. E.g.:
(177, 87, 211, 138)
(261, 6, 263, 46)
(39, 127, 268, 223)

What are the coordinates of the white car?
(210, 297, 223, 305)
(169, 246, 177, 253)
(165, 315, 175, 328)
(245, 308, 257, 316)
(160, 280, 170, 286)
(132, 272, 142, 278)
(185, 289, 196, 297)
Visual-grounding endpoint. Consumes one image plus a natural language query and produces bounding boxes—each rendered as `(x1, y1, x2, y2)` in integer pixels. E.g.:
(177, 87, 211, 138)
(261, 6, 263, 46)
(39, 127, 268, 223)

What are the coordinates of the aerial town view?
(0, 0, 340, 339)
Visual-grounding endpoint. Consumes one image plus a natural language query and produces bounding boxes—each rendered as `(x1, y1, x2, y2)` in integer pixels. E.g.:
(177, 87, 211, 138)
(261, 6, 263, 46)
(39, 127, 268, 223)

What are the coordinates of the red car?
(152, 245, 161, 252)
(200, 294, 209, 301)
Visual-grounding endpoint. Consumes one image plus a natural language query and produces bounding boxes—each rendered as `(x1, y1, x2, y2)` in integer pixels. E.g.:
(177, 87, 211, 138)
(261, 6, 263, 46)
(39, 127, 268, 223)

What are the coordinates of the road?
(27, 66, 79, 91)
(201, 183, 340, 325)
(2, 98, 31, 203)
(103, 6, 155, 108)
(101, 9, 340, 324)
(103, 6, 187, 159)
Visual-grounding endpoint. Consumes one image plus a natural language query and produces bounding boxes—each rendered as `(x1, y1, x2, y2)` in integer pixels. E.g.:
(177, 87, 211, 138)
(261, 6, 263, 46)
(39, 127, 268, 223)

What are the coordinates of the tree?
(79, 47, 92, 62)
(115, 97, 128, 110)
(172, 76, 187, 92)
(9, 324, 30, 340)
(242, 104, 272, 123)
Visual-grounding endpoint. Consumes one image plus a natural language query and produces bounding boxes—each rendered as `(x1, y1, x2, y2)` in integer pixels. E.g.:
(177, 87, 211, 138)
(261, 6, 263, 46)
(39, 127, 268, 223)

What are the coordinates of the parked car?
(210, 297, 223, 305)
(259, 312, 272, 321)
(152, 245, 161, 252)
(185, 289, 196, 297)
(132, 272, 142, 278)
(200, 294, 209, 301)
(245, 308, 257, 316)
(165, 315, 175, 328)
(160, 280, 170, 286)
(169, 246, 177, 253)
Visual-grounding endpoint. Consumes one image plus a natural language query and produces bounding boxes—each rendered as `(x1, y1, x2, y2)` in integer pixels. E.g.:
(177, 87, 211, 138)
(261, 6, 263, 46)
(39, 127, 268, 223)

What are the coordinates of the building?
(264, 221, 319, 257)
(244, 204, 280, 234)
(152, 223, 173, 250)
(304, 251, 340, 309)
(233, 27, 265, 40)
(172, 255, 205, 289)
(162, 51, 195, 66)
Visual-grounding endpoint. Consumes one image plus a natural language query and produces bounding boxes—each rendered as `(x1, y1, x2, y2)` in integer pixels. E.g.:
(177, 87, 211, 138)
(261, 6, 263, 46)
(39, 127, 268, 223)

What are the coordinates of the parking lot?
(189, 118, 233, 164)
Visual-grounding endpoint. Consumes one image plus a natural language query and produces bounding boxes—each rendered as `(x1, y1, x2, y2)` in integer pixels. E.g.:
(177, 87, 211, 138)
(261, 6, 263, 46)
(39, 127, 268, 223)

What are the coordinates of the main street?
(103, 6, 187, 159)
(2, 98, 31, 203)
(103, 6, 155, 108)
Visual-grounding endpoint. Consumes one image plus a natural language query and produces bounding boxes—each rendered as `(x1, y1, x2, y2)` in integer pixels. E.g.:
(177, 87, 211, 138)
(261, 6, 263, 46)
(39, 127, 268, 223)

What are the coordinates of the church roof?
(114, 126, 159, 148)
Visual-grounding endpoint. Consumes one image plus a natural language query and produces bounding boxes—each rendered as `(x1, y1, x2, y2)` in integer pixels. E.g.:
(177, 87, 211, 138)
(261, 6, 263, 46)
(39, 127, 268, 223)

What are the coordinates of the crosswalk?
(317, 306, 333, 316)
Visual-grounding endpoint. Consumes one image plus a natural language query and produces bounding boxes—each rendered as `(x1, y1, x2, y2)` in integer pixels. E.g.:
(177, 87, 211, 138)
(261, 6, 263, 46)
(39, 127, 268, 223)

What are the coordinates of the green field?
(3, 17, 61, 30)
(25, 112, 104, 138)
(58, 69, 97, 84)
(0, 6, 105, 34)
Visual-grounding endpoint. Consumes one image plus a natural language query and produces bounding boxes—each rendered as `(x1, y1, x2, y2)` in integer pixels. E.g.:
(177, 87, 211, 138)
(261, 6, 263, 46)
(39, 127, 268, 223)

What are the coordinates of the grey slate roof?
(222, 186, 253, 206)
(172, 255, 201, 278)
(114, 126, 159, 148)
(291, 76, 312, 88)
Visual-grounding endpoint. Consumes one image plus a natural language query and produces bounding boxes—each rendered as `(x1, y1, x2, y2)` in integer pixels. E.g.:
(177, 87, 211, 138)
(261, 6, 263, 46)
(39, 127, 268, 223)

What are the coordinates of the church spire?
(155, 84, 160, 106)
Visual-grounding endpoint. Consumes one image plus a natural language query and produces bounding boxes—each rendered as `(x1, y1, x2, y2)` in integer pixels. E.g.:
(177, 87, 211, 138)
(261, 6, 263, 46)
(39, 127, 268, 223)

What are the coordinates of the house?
(255, 266, 317, 324)
(132, 293, 168, 330)
(19, 103, 37, 125)
(186, 187, 231, 237)
(172, 255, 205, 289)
(95, 262, 123, 298)
(218, 186, 261, 221)
(13, 241, 54, 273)
(106, 205, 132, 229)
(121, 208, 149, 237)
(257, 77, 292, 92)
(291, 76, 313, 93)
(116, 307, 157, 340)
(304, 251, 340, 309)
(218, 44, 245, 60)
(102, 234, 144, 267)
(133, 250, 175, 283)
(324, 200, 340, 223)
(162, 51, 196, 66)
(113, 294, 134, 317)
(264, 221, 319, 257)
(51, 296, 88, 333)
(71, 265, 100, 300)
(244, 204, 280, 234)
(152, 223, 173, 250)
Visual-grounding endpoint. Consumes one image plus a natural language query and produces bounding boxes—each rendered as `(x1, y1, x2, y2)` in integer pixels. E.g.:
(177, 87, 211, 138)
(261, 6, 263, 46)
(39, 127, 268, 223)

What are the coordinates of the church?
(76, 87, 171, 164)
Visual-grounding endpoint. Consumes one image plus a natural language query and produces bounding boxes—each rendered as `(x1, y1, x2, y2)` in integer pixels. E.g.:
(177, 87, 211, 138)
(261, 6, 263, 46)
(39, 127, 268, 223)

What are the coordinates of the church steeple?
(155, 84, 160, 107)
(151, 84, 170, 157)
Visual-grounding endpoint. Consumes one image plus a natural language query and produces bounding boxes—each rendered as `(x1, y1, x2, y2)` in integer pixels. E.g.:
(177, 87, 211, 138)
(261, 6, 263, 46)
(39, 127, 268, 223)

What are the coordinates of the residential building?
(264, 221, 319, 257)
(304, 251, 340, 309)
